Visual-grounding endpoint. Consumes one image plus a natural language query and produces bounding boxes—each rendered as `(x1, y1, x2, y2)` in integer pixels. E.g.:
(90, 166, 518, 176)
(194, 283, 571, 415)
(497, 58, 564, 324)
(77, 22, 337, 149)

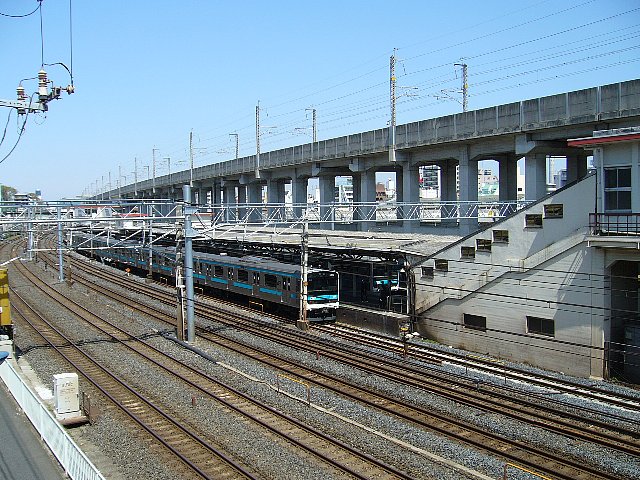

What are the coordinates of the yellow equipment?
(0, 268, 11, 329)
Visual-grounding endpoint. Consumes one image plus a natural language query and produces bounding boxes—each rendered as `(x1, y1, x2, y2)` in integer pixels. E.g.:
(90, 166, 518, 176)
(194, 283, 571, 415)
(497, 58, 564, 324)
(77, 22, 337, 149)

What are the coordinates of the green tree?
(0, 185, 17, 201)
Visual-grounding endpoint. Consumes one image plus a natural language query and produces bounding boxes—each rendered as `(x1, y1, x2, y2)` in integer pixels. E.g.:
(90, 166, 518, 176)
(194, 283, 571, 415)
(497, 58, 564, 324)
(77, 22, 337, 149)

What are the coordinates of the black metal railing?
(590, 213, 640, 235)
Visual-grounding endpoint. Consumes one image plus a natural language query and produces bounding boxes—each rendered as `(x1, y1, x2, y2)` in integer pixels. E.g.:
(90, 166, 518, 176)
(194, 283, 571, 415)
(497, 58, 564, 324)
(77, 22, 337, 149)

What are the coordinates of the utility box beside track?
(53, 373, 81, 421)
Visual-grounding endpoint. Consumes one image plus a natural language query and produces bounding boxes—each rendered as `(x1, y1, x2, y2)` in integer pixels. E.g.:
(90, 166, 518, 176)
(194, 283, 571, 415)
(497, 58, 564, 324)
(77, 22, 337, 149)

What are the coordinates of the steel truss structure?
(0, 198, 531, 252)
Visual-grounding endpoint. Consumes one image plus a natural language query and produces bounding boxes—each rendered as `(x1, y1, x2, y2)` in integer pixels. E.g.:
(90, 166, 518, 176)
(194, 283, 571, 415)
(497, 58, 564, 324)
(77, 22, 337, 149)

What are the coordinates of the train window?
(253, 272, 260, 285)
(227, 267, 233, 279)
(206, 265, 211, 276)
(527, 316, 555, 337)
(296, 280, 300, 292)
(265, 274, 278, 288)
(463, 313, 486, 331)
(284, 277, 291, 290)
(214, 265, 223, 277)
(238, 269, 249, 282)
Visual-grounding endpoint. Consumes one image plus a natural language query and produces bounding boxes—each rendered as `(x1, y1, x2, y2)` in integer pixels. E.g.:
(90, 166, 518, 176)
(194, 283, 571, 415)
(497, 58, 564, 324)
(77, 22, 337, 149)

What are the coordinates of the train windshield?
(307, 271, 338, 303)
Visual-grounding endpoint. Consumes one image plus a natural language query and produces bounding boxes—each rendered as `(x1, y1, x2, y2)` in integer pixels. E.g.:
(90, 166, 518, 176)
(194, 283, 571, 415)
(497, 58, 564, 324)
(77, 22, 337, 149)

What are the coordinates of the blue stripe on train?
(260, 287, 282, 296)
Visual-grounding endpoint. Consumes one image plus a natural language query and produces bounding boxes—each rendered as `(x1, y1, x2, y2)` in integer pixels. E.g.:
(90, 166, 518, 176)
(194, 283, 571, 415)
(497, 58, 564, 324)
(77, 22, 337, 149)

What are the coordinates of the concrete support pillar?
(267, 178, 286, 222)
(224, 184, 237, 222)
(351, 174, 362, 223)
(498, 156, 518, 202)
(237, 185, 247, 221)
(318, 175, 335, 230)
(458, 147, 478, 234)
(212, 182, 222, 206)
(525, 153, 548, 201)
(566, 154, 588, 184)
(210, 181, 222, 224)
(291, 177, 307, 220)
(439, 161, 457, 202)
(247, 183, 263, 223)
(400, 162, 420, 228)
(360, 170, 376, 232)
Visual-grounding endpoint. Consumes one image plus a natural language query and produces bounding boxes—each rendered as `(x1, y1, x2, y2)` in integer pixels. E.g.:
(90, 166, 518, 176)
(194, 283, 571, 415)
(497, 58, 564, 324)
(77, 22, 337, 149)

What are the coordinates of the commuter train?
(69, 233, 339, 323)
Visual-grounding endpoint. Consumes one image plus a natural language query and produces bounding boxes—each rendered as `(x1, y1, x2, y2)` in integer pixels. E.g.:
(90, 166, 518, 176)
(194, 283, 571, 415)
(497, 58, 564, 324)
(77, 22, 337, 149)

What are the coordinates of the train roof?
(195, 251, 331, 275)
(73, 233, 333, 275)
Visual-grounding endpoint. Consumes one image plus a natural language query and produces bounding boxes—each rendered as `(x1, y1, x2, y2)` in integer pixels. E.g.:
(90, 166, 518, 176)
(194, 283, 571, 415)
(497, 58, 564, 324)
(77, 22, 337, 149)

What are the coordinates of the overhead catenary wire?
(0, 2, 41, 18)
(0, 93, 37, 166)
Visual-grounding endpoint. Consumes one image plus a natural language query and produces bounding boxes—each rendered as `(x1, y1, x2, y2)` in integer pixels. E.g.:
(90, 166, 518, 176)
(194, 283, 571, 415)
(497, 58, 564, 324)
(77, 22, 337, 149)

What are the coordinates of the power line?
(107, 4, 639, 194)
(0, 2, 41, 18)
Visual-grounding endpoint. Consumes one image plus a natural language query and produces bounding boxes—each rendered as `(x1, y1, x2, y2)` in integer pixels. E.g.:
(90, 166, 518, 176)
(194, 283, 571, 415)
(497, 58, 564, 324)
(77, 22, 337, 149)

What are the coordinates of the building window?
(525, 214, 543, 228)
(493, 230, 509, 243)
(544, 204, 563, 219)
(463, 313, 486, 331)
(461, 246, 475, 259)
(604, 167, 632, 212)
(421, 266, 434, 278)
(527, 316, 555, 337)
(476, 239, 492, 252)
(435, 259, 448, 272)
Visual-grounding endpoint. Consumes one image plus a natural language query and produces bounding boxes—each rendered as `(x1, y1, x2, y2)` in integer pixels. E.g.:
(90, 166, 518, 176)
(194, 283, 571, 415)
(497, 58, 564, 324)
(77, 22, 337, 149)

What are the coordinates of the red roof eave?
(568, 133, 640, 147)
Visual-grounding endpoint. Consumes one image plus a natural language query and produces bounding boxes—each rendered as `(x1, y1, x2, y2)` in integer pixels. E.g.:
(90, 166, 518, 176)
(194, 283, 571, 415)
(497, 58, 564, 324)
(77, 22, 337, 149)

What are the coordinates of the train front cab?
(306, 270, 339, 324)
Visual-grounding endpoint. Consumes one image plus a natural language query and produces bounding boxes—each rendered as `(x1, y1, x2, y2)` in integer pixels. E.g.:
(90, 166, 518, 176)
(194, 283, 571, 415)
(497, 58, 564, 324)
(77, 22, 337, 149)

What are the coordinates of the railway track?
(7, 243, 413, 480)
(327, 313, 640, 412)
(6, 266, 255, 478)
(53, 248, 639, 480)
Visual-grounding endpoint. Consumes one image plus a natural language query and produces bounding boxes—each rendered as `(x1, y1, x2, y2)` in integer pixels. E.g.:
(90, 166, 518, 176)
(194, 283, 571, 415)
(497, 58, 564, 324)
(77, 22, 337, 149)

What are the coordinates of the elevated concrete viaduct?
(108, 79, 640, 235)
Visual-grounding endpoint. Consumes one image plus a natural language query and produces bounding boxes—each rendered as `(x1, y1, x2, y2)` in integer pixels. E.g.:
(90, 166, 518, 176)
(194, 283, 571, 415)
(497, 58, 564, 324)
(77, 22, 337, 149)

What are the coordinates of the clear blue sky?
(1, 0, 638, 200)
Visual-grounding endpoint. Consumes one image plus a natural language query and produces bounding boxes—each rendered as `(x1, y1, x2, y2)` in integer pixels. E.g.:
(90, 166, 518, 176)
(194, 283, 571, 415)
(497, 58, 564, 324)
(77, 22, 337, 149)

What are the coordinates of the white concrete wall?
(414, 175, 608, 378)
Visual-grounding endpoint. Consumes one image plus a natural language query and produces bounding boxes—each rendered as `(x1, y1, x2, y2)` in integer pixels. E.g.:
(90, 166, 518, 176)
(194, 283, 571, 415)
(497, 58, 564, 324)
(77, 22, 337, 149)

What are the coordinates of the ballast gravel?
(7, 255, 640, 480)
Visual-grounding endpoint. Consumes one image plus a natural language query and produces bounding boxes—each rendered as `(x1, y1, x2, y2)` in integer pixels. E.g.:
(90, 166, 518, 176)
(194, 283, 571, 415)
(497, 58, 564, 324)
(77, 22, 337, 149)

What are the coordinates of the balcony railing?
(590, 213, 640, 235)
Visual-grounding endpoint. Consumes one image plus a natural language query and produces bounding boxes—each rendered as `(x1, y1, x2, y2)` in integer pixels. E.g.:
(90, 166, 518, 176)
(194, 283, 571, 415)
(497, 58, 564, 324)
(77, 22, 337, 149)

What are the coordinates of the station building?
(411, 127, 640, 381)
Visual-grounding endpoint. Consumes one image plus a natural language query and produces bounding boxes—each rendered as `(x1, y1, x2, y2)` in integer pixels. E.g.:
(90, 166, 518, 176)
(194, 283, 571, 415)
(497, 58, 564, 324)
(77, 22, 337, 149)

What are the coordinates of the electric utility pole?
(389, 48, 397, 163)
(134, 157, 138, 197)
(189, 131, 194, 187)
(229, 133, 239, 160)
(255, 102, 261, 178)
(454, 62, 468, 112)
(305, 107, 317, 143)
(152, 147, 159, 194)
(297, 218, 310, 331)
